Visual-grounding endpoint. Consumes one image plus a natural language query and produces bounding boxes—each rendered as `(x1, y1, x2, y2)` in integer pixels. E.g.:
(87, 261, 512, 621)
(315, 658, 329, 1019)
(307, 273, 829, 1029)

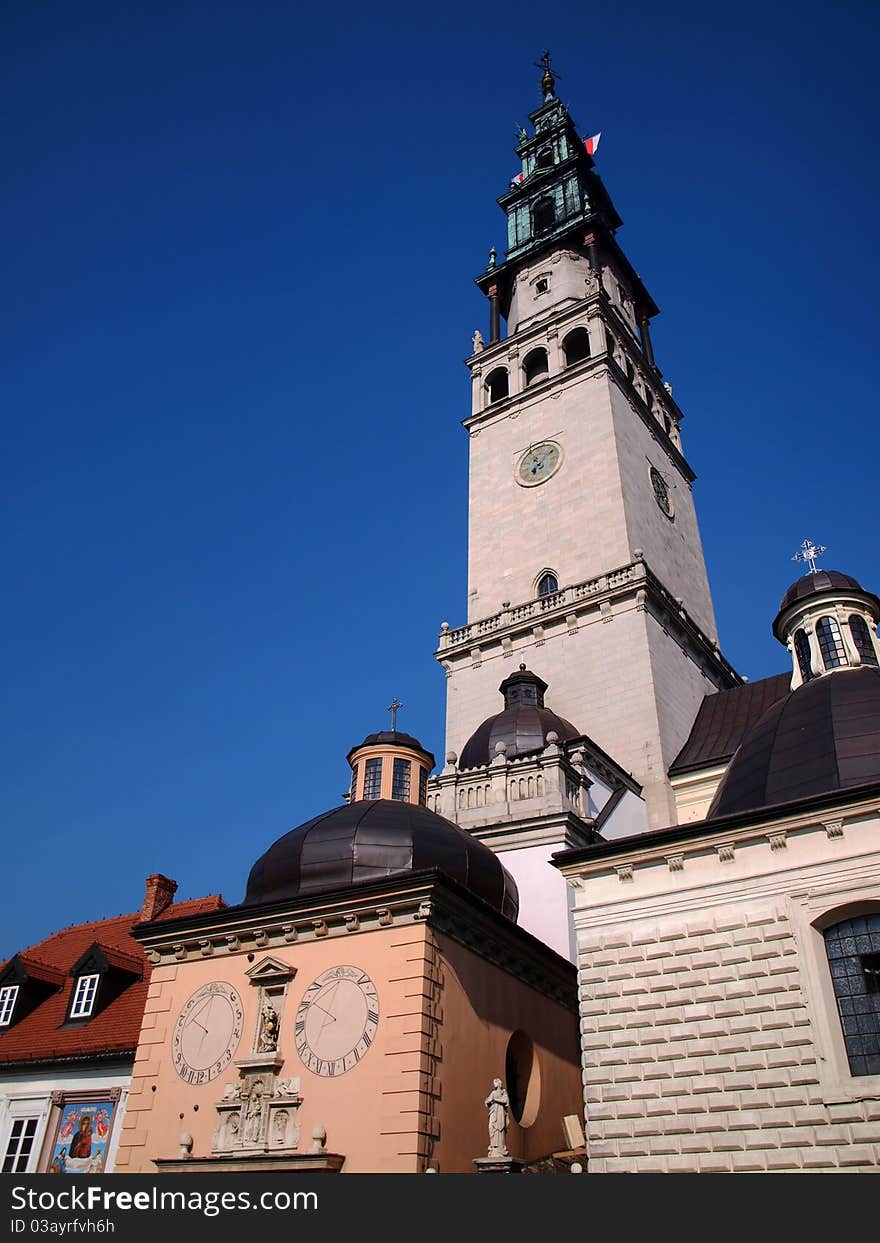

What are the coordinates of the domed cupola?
(707, 549, 880, 820)
(457, 666, 580, 770)
(772, 545, 880, 688)
(243, 723, 519, 921)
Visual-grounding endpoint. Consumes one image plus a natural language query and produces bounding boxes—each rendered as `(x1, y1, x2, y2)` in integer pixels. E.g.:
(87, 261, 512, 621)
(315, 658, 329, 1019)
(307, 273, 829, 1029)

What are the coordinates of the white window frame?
(0, 1097, 50, 1174)
(0, 984, 19, 1026)
(70, 972, 100, 1019)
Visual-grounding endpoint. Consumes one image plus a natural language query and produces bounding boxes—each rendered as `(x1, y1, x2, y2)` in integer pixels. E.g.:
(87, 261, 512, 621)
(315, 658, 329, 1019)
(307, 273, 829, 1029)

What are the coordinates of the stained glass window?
(824, 914, 880, 1076)
(849, 615, 878, 666)
(816, 615, 849, 670)
(391, 758, 411, 802)
(794, 629, 814, 681)
(363, 758, 382, 800)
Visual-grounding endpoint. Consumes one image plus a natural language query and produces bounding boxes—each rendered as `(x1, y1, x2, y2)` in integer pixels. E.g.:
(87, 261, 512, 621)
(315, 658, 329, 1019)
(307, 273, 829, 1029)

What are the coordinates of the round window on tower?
(649, 466, 674, 519)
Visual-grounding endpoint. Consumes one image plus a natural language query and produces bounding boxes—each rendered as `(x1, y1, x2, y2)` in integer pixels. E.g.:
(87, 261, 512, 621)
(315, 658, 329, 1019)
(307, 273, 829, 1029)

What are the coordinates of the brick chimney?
(141, 874, 178, 922)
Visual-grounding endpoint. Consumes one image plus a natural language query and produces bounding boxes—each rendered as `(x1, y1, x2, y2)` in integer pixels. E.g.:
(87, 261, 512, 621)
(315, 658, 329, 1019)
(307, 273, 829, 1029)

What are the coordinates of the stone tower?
(436, 62, 739, 828)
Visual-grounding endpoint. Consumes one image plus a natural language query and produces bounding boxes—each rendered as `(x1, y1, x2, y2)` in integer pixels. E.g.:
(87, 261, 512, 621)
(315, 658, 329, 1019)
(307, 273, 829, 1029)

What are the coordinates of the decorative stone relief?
(615, 864, 634, 883)
(824, 819, 844, 840)
(716, 842, 735, 864)
(211, 1073, 302, 1157)
(768, 832, 788, 852)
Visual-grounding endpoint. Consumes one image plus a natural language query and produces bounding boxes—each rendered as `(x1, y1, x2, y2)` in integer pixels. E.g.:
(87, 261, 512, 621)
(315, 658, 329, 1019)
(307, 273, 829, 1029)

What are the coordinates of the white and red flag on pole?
(583, 132, 601, 156)
(510, 171, 525, 185)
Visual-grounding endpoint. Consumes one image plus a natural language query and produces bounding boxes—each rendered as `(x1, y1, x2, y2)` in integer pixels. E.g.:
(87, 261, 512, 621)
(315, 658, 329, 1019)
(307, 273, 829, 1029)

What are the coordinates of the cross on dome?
(386, 697, 403, 731)
(792, 539, 828, 575)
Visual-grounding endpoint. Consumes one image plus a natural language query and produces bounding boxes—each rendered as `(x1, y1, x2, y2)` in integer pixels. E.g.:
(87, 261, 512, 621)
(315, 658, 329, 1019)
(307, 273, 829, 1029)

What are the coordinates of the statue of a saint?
(243, 1080, 264, 1145)
(485, 1078, 510, 1157)
(257, 1001, 279, 1053)
(472, 329, 484, 354)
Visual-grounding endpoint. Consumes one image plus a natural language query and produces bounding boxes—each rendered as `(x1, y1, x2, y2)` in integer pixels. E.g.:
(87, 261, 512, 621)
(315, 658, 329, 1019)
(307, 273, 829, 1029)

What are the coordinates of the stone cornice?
(436, 559, 740, 691)
(552, 783, 880, 879)
(132, 871, 577, 1012)
(467, 811, 600, 853)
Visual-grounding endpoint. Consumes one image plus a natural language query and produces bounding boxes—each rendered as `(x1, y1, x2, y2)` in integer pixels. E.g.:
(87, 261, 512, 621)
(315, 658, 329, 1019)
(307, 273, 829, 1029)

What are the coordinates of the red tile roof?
(0, 894, 224, 1066)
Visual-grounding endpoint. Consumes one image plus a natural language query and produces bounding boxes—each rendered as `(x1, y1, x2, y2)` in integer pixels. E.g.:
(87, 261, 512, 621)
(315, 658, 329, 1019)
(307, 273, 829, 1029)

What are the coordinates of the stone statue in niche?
(485, 1078, 510, 1158)
(243, 1079, 265, 1145)
(257, 1000, 280, 1053)
(272, 1110, 288, 1146)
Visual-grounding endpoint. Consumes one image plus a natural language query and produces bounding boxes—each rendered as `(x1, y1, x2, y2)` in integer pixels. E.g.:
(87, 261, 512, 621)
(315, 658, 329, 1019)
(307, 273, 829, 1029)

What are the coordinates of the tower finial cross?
(387, 697, 403, 731)
(792, 538, 827, 575)
(534, 50, 560, 97)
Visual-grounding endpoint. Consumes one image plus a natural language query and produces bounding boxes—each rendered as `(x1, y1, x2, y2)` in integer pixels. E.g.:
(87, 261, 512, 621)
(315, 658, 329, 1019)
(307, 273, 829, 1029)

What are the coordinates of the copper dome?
(707, 667, 880, 819)
(458, 666, 580, 770)
(243, 798, 519, 921)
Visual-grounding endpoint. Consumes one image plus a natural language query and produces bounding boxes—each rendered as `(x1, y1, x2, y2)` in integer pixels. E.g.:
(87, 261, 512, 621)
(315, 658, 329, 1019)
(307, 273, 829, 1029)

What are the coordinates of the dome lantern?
(773, 568, 880, 689)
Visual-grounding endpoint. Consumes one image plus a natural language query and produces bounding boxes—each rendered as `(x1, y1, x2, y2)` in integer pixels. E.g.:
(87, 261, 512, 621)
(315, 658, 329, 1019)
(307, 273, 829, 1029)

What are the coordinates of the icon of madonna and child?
(48, 1101, 116, 1173)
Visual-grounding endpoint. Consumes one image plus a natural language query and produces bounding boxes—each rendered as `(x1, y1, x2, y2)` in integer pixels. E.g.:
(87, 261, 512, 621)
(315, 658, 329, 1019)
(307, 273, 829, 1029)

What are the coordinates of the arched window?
(850, 615, 879, 666)
(532, 196, 555, 235)
(537, 572, 559, 598)
(562, 327, 591, 367)
(794, 629, 814, 682)
(485, 367, 509, 404)
(522, 348, 549, 387)
(823, 914, 880, 1076)
(816, 616, 849, 670)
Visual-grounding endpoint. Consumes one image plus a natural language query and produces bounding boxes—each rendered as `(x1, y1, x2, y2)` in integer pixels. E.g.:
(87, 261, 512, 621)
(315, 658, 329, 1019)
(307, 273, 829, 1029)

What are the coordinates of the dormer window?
(0, 985, 19, 1026)
(70, 973, 100, 1019)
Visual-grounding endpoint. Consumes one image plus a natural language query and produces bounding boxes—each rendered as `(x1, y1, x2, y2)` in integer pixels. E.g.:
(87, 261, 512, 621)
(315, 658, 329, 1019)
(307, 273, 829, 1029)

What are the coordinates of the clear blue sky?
(3, 1, 878, 955)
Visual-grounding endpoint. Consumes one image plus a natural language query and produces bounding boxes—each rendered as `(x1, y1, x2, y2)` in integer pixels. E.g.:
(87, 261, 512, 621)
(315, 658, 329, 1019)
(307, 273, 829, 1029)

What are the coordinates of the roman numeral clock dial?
(172, 982, 244, 1085)
(294, 967, 379, 1077)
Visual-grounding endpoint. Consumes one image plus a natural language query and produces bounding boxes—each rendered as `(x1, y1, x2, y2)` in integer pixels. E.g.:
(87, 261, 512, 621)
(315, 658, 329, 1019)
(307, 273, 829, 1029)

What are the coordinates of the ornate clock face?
(517, 442, 561, 486)
(650, 466, 673, 518)
(295, 967, 379, 1078)
(172, 982, 243, 1085)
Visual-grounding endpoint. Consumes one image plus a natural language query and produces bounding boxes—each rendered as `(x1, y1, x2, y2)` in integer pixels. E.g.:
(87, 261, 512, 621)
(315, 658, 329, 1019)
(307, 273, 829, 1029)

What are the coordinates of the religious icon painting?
(47, 1097, 118, 1173)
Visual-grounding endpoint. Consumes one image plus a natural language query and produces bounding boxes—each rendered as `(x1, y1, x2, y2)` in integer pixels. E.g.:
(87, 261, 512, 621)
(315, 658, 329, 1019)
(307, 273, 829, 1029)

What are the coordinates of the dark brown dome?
(458, 666, 580, 770)
(707, 667, 880, 819)
(774, 572, 879, 640)
(243, 798, 519, 920)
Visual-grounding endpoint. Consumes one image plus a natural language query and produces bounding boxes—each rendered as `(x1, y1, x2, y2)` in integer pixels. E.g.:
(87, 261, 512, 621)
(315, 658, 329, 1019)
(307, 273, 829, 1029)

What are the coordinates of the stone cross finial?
(792, 539, 827, 575)
(386, 697, 403, 731)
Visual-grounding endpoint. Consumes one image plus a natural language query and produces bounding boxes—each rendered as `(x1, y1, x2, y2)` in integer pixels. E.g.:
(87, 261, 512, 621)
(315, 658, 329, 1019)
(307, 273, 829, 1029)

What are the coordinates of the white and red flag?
(510, 171, 525, 185)
(583, 132, 601, 156)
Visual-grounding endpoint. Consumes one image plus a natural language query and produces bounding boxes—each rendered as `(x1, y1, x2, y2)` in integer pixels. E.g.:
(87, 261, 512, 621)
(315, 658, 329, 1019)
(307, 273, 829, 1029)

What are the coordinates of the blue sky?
(3, 1, 878, 954)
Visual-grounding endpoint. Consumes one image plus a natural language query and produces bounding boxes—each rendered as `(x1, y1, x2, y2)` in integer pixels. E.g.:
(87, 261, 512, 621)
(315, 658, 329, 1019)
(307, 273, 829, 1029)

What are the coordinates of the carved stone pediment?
(244, 956, 297, 985)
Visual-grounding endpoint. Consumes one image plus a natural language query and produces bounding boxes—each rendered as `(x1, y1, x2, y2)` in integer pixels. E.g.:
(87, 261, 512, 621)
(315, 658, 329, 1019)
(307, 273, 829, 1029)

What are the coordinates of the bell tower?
(436, 60, 740, 828)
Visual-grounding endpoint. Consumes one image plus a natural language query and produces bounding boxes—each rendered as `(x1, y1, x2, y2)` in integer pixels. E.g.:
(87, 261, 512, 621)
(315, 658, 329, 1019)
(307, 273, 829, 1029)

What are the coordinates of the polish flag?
(583, 132, 601, 156)
(510, 172, 524, 186)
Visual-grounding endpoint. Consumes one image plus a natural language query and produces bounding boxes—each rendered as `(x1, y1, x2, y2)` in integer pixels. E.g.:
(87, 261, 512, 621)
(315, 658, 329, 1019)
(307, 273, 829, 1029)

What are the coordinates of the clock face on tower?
(517, 441, 561, 486)
(294, 966, 379, 1078)
(172, 982, 243, 1085)
(650, 465, 674, 518)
